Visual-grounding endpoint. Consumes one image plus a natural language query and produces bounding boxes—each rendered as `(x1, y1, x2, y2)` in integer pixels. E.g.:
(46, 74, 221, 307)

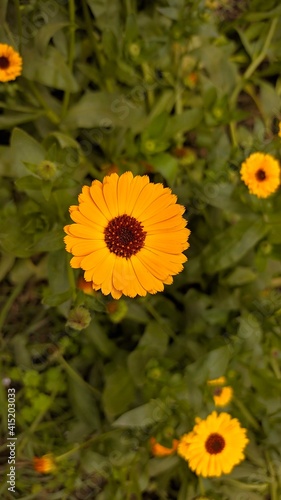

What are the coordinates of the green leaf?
(68, 375, 101, 430)
(149, 153, 179, 185)
(222, 266, 257, 286)
(36, 22, 70, 53)
(0, 0, 8, 23)
(22, 46, 79, 92)
(113, 400, 169, 428)
(62, 90, 145, 130)
(10, 128, 45, 178)
(163, 108, 203, 140)
(138, 321, 168, 355)
(0, 111, 44, 129)
(267, 213, 281, 244)
(201, 218, 270, 274)
(85, 321, 116, 358)
(102, 365, 135, 419)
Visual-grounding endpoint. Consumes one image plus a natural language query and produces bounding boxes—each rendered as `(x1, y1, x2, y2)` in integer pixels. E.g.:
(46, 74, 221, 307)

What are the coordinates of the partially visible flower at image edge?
(177, 411, 249, 477)
(150, 437, 179, 457)
(33, 454, 56, 474)
(0, 44, 22, 82)
(240, 152, 280, 198)
(64, 171, 190, 299)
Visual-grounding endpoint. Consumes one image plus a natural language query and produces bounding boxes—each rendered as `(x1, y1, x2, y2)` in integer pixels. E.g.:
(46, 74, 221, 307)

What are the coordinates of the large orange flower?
(64, 172, 190, 299)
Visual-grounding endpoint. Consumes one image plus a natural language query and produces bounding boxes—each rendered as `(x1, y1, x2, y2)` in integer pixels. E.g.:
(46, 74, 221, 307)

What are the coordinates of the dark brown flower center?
(104, 214, 146, 258)
(0, 56, 9, 69)
(256, 169, 266, 181)
(213, 387, 223, 396)
(205, 433, 225, 454)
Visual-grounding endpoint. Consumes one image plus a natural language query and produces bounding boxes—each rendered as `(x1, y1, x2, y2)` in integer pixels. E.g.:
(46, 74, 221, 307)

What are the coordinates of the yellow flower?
(213, 386, 233, 407)
(240, 152, 280, 198)
(0, 44, 22, 82)
(207, 376, 226, 386)
(150, 437, 179, 457)
(64, 172, 190, 299)
(177, 411, 249, 477)
(33, 454, 56, 474)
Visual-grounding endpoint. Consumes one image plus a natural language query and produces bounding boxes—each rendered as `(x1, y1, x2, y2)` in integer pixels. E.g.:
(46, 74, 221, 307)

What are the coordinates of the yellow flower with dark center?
(150, 437, 179, 457)
(240, 152, 280, 198)
(0, 44, 22, 82)
(213, 386, 233, 407)
(33, 454, 56, 474)
(177, 411, 249, 477)
(64, 172, 190, 299)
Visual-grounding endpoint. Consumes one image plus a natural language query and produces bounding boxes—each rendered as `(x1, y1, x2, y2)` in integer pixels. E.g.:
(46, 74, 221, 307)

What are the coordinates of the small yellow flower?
(213, 386, 233, 407)
(0, 44, 22, 82)
(178, 411, 249, 477)
(150, 437, 179, 457)
(33, 454, 56, 474)
(240, 152, 280, 198)
(207, 376, 226, 386)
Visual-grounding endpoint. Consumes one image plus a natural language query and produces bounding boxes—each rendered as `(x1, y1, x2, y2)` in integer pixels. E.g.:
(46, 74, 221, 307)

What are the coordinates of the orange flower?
(150, 437, 179, 457)
(0, 44, 22, 82)
(33, 454, 56, 474)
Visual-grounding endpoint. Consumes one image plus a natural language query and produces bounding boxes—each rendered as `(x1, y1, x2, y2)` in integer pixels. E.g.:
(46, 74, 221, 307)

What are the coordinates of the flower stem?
(26, 80, 60, 124)
(233, 397, 260, 431)
(0, 282, 24, 336)
(55, 352, 101, 399)
(229, 17, 278, 145)
(61, 0, 76, 119)
(265, 451, 279, 500)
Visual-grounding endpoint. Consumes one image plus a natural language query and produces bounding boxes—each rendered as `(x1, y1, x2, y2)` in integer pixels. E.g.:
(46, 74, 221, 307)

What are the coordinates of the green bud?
(144, 140, 156, 152)
(38, 160, 57, 180)
(129, 43, 141, 57)
(66, 306, 91, 331)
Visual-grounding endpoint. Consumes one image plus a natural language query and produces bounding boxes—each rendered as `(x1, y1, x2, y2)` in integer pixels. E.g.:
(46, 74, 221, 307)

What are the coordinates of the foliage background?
(0, 0, 281, 498)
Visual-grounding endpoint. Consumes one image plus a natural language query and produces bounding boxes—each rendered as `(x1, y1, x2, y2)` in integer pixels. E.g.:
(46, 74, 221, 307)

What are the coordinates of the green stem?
(229, 17, 278, 143)
(265, 451, 279, 500)
(226, 478, 268, 492)
(55, 353, 101, 399)
(17, 388, 58, 457)
(56, 434, 99, 462)
(141, 62, 155, 110)
(233, 397, 260, 431)
(81, 0, 104, 69)
(0, 282, 24, 335)
(13, 0, 22, 50)
(26, 80, 60, 124)
(66, 254, 77, 302)
(61, 0, 76, 119)
(145, 301, 176, 340)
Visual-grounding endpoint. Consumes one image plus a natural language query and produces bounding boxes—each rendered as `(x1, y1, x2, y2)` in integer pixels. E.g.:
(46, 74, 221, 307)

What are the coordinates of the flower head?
(150, 437, 179, 457)
(33, 454, 56, 474)
(64, 172, 190, 299)
(177, 411, 249, 477)
(0, 44, 22, 82)
(240, 152, 280, 198)
(213, 386, 233, 407)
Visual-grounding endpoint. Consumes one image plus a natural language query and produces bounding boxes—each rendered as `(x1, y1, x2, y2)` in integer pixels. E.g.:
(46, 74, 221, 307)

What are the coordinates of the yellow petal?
(117, 171, 133, 215)
(80, 247, 109, 270)
(103, 172, 119, 218)
(89, 180, 112, 220)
